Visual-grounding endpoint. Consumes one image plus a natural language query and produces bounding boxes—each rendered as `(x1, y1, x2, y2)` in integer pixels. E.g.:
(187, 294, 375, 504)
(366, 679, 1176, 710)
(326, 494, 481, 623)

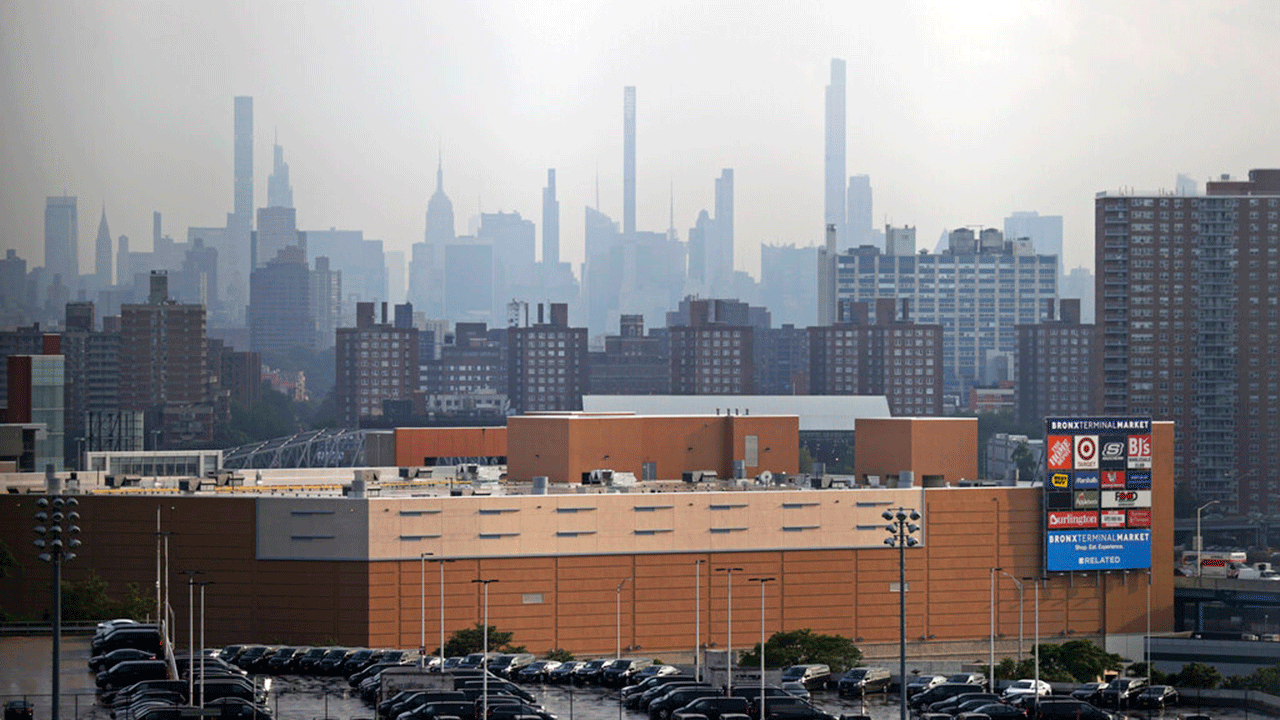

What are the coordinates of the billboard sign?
(1045, 417, 1152, 572)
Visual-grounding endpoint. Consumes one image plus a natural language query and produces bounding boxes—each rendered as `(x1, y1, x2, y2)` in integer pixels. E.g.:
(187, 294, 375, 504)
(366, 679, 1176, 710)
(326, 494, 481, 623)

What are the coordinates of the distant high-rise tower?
(267, 133, 294, 208)
(824, 59, 846, 249)
(847, 174, 872, 249)
(623, 86, 636, 236)
(94, 207, 112, 289)
(1004, 211, 1063, 266)
(234, 97, 254, 217)
(712, 169, 734, 287)
(543, 169, 560, 264)
(44, 195, 79, 283)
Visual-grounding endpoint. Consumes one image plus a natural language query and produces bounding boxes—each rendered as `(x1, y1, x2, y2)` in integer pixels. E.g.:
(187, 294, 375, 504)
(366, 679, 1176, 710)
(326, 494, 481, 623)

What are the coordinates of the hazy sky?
(3, 0, 1278, 281)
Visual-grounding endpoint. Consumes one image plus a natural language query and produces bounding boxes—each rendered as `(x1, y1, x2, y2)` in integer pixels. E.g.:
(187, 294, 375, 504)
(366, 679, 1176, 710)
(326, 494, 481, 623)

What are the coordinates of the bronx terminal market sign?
(1043, 417, 1153, 571)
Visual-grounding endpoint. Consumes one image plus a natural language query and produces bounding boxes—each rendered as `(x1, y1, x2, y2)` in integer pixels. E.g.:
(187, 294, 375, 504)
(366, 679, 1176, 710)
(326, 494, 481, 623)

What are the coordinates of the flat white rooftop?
(582, 395, 890, 432)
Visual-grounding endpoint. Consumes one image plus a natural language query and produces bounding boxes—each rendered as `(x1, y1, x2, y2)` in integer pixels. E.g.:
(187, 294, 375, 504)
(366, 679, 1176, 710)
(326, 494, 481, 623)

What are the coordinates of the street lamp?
(437, 558, 455, 673)
(716, 567, 743, 694)
(616, 578, 632, 659)
(749, 577, 775, 720)
(1196, 500, 1221, 577)
(472, 578, 498, 720)
(197, 580, 214, 708)
(183, 570, 204, 702)
(419, 552, 434, 667)
(883, 507, 921, 720)
(694, 560, 705, 682)
(988, 567, 1023, 689)
(34, 494, 81, 720)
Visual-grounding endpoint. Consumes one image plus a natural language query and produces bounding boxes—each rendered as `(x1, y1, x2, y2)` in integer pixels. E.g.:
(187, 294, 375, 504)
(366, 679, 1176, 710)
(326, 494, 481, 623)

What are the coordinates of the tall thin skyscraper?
(543, 169, 560, 264)
(267, 132, 294, 209)
(824, 59, 846, 249)
(623, 86, 636, 236)
(94, 207, 112, 288)
(44, 196, 79, 282)
(712, 169, 734, 286)
(847, 174, 872, 249)
(234, 97, 254, 217)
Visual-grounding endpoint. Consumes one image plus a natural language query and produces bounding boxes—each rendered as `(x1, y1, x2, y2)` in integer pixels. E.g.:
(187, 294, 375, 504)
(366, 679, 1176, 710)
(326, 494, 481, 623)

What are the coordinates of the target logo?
(1074, 435, 1099, 470)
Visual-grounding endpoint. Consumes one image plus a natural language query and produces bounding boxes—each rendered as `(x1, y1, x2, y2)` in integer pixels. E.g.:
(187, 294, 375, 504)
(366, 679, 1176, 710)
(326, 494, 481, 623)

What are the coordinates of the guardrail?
(0, 622, 98, 636)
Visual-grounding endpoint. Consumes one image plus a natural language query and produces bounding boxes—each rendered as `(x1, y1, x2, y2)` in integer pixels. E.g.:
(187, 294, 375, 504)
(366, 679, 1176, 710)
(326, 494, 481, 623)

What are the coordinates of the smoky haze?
(2, 0, 1278, 278)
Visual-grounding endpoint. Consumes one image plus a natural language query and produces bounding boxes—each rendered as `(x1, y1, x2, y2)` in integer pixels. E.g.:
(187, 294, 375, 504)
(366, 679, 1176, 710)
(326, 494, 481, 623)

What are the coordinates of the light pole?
(998, 570, 1024, 663)
(438, 558, 454, 673)
(716, 567, 743, 694)
(1145, 570, 1151, 688)
(989, 568, 996, 690)
(34, 494, 81, 720)
(616, 578, 632, 659)
(883, 507, 921, 720)
(1196, 500, 1221, 577)
(198, 580, 213, 708)
(1033, 577, 1041, 698)
(472, 578, 498, 720)
(694, 559, 705, 682)
(183, 570, 203, 702)
(749, 577, 775, 720)
(419, 552, 434, 668)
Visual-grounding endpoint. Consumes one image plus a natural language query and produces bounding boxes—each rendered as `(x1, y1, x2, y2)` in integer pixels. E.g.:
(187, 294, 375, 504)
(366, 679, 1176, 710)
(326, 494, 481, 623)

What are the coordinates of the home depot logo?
(1047, 435, 1073, 469)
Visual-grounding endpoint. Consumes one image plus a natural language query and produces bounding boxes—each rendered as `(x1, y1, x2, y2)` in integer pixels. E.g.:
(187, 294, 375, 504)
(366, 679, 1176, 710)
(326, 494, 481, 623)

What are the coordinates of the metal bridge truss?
(221, 428, 374, 469)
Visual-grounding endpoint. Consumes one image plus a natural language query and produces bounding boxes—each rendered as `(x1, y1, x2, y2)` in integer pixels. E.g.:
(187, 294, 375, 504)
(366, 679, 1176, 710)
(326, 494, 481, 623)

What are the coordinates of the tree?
(442, 623, 526, 657)
(1011, 441, 1037, 482)
(985, 641, 1121, 683)
(737, 629, 861, 673)
(1170, 662, 1221, 689)
(797, 447, 814, 474)
(545, 648, 574, 662)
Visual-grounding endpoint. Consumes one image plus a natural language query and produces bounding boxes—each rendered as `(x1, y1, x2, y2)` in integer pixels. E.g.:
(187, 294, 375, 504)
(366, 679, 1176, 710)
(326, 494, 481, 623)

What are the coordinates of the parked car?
(1023, 698, 1113, 720)
(759, 698, 837, 720)
(317, 648, 355, 675)
(1069, 683, 1106, 704)
(633, 665, 681, 682)
(947, 672, 988, 689)
(671, 696, 751, 720)
(1096, 677, 1146, 708)
(516, 659, 562, 683)
(602, 658, 653, 687)
(1134, 685, 1178, 709)
(92, 627, 163, 656)
(90, 648, 157, 673)
(835, 667, 891, 697)
(649, 687, 724, 720)
(780, 682, 810, 701)
(634, 680, 709, 711)
(905, 675, 948, 698)
(1001, 679, 1052, 701)
(779, 665, 830, 691)
(97, 660, 170, 691)
(913, 683, 989, 710)
(4, 700, 35, 720)
(546, 661, 584, 684)
(727, 686, 801, 717)
(340, 649, 377, 676)
(396, 701, 474, 720)
(572, 659, 610, 685)
(966, 703, 1028, 720)
(927, 692, 1001, 715)
(489, 653, 537, 679)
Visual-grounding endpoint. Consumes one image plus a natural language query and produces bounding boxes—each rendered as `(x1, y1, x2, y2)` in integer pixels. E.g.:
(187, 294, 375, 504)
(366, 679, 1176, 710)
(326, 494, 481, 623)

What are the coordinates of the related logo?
(1045, 491, 1074, 510)
(1073, 472, 1099, 490)
(1127, 470, 1152, 490)
(1103, 489, 1151, 508)
(1074, 435, 1099, 470)
(1101, 510, 1127, 528)
(1099, 436, 1127, 468)
(1074, 490, 1099, 509)
(1128, 435, 1152, 469)
(1048, 511, 1099, 529)
(1101, 470, 1126, 489)
(1127, 509, 1152, 528)
(1050, 472, 1071, 488)
(1047, 435, 1074, 470)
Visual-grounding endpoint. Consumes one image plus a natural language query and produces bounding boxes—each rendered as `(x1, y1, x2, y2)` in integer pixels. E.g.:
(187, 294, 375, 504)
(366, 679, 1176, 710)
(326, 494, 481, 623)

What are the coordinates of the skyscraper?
(824, 59, 846, 248)
(847, 174, 872, 249)
(543, 169, 560, 264)
(1004, 211, 1063, 266)
(94, 207, 112, 289)
(44, 195, 78, 283)
(267, 133, 294, 209)
(255, 206, 300, 268)
(623, 86, 636, 236)
(712, 169, 734, 289)
(234, 97, 253, 218)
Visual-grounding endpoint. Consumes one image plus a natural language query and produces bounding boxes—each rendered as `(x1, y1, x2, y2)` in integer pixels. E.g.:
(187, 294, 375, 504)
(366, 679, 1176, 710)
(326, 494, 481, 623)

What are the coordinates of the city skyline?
(3, 2, 1279, 281)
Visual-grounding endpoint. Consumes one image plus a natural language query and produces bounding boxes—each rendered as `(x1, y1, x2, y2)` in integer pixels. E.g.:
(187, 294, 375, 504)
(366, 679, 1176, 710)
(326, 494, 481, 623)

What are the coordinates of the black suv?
(836, 667, 891, 696)
(1096, 678, 1146, 708)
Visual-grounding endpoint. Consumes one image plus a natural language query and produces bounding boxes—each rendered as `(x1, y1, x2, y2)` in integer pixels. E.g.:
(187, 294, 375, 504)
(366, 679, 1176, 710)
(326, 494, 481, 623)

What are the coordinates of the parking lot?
(0, 636, 1249, 720)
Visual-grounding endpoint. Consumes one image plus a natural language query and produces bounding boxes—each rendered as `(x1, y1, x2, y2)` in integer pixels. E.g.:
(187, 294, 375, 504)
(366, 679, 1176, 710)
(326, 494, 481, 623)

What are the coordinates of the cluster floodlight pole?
(439, 558, 454, 674)
(183, 570, 203, 702)
(883, 507, 921, 720)
(420, 552, 433, 668)
(716, 567, 743, 694)
(749, 577, 775, 720)
(34, 493, 81, 720)
(616, 577, 631, 659)
(694, 559, 705, 682)
(1195, 500, 1221, 577)
(198, 580, 213, 708)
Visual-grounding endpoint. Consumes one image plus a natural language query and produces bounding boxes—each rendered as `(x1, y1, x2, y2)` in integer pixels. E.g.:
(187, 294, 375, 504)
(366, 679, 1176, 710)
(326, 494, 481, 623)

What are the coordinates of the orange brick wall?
(394, 427, 508, 467)
(855, 418, 979, 485)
